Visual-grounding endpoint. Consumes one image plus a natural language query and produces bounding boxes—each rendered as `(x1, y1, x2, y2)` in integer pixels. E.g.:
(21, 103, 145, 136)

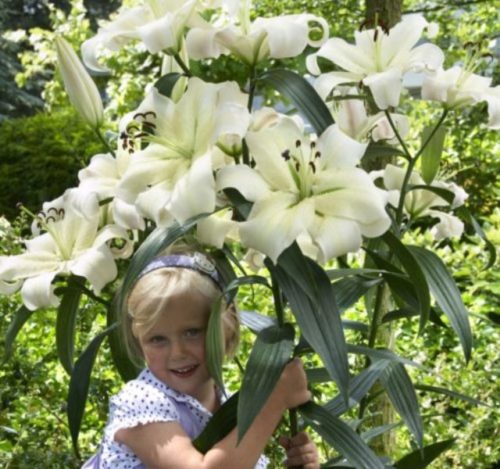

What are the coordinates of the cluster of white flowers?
(1, 0, 496, 311)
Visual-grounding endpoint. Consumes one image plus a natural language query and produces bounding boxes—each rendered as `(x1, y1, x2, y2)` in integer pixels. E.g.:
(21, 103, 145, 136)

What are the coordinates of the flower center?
(281, 139, 321, 200)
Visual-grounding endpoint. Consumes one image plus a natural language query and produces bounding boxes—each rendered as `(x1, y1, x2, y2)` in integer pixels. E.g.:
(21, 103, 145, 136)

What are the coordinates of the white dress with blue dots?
(82, 368, 268, 468)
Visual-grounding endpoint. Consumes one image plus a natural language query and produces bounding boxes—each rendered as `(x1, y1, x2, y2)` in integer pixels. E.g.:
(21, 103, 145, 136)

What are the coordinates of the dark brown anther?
(315, 151, 321, 159)
(309, 161, 316, 173)
(295, 161, 301, 171)
(282, 149, 291, 161)
(310, 141, 316, 149)
(46, 216, 56, 224)
(295, 139, 301, 148)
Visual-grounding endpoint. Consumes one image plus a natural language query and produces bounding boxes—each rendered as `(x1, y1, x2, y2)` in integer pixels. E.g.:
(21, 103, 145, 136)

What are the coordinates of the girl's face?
(139, 292, 214, 406)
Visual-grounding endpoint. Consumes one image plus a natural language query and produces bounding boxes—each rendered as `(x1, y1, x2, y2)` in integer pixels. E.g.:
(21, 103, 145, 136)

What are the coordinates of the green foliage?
(0, 108, 105, 219)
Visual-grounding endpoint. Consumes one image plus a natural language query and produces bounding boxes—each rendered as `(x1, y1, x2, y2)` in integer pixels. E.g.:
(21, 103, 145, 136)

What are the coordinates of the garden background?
(0, 0, 498, 467)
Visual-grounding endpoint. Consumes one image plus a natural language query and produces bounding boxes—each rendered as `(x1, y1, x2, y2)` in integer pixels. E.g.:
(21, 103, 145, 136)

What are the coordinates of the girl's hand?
(274, 358, 311, 410)
(279, 431, 320, 468)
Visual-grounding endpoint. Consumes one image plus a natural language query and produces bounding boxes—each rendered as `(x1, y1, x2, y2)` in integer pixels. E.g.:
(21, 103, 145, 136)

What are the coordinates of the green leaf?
(457, 206, 496, 269)
(420, 124, 446, 184)
(3, 305, 35, 361)
(407, 246, 472, 362)
(379, 361, 423, 447)
(193, 393, 239, 453)
(365, 143, 406, 160)
(259, 69, 334, 135)
(269, 243, 349, 402)
(154, 72, 183, 98)
(56, 275, 85, 375)
(415, 384, 490, 407)
(382, 307, 448, 328)
(382, 232, 431, 333)
(407, 184, 455, 205)
(324, 360, 389, 416)
(237, 324, 295, 442)
(394, 438, 455, 469)
(67, 324, 117, 455)
(305, 367, 331, 384)
(206, 296, 226, 392)
(239, 310, 276, 333)
(223, 188, 252, 220)
(361, 423, 401, 444)
(333, 276, 381, 312)
(300, 401, 385, 469)
(348, 344, 422, 369)
(107, 299, 141, 382)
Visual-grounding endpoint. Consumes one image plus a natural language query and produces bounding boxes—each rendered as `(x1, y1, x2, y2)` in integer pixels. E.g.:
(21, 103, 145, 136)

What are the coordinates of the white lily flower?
(331, 90, 409, 144)
(81, 0, 201, 72)
(55, 36, 103, 128)
(196, 207, 238, 248)
(217, 115, 391, 263)
(0, 192, 133, 310)
(307, 15, 444, 109)
(372, 164, 466, 239)
(116, 77, 250, 226)
(186, 0, 329, 65)
(78, 146, 146, 231)
(429, 211, 464, 240)
(422, 66, 500, 129)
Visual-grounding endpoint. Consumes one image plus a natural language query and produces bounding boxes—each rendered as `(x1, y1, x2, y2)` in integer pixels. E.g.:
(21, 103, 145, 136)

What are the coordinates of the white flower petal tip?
(55, 36, 103, 128)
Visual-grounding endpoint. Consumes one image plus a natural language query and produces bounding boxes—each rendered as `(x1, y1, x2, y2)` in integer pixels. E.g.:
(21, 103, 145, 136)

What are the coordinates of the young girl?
(83, 251, 320, 468)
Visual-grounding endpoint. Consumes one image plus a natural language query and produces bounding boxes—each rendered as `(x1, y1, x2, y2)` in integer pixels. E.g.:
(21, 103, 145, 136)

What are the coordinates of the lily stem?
(173, 52, 192, 77)
(358, 281, 388, 421)
(95, 129, 115, 158)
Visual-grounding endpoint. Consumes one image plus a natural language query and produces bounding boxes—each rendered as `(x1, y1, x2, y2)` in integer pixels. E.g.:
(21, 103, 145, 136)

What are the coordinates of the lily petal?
(21, 271, 60, 310)
(216, 165, 270, 201)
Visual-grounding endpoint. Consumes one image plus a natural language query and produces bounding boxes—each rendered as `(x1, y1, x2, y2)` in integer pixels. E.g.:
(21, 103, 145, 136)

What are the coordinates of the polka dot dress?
(82, 369, 268, 468)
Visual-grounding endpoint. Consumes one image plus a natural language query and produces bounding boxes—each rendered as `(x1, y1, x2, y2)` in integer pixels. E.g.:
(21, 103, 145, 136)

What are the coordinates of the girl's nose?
(170, 339, 188, 358)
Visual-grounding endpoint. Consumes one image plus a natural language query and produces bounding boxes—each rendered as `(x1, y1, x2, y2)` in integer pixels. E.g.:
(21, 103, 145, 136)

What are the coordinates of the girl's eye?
(184, 328, 203, 339)
(149, 335, 168, 345)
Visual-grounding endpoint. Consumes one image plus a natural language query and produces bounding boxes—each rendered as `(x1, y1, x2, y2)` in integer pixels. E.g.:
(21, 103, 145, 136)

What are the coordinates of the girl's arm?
(115, 358, 310, 469)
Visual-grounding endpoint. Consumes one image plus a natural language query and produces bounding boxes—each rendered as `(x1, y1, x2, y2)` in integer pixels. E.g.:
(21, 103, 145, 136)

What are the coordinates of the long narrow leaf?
(415, 384, 490, 407)
(107, 299, 141, 382)
(382, 232, 430, 332)
(324, 360, 389, 416)
(408, 246, 472, 362)
(420, 125, 446, 184)
(237, 324, 295, 442)
(193, 393, 239, 453)
(393, 438, 455, 469)
(206, 296, 225, 392)
(239, 310, 276, 333)
(361, 423, 401, 444)
(333, 276, 381, 313)
(67, 324, 117, 455)
(259, 69, 334, 135)
(269, 243, 349, 402)
(154, 72, 182, 98)
(300, 401, 385, 469)
(56, 276, 84, 375)
(347, 344, 422, 368)
(379, 361, 423, 447)
(4, 305, 35, 361)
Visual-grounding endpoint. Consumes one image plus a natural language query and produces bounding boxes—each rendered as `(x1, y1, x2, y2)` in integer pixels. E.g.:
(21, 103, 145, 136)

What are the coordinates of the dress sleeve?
(105, 378, 180, 441)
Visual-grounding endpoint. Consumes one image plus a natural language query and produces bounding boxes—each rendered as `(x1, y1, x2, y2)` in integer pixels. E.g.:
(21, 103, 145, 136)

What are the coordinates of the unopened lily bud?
(55, 36, 103, 128)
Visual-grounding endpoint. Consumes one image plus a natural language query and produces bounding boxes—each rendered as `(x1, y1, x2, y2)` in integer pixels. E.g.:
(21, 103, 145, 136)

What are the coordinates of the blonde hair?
(121, 254, 239, 366)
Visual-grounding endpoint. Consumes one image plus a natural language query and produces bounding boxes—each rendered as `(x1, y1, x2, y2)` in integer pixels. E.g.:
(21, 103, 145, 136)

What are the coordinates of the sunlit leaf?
(415, 384, 490, 407)
(408, 246, 472, 362)
(259, 68, 334, 134)
(237, 323, 295, 442)
(193, 393, 239, 453)
(394, 438, 455, 468)
(56, 275, 84, 375)
(3, 305, 35, 361)
(67, 324, 117, 455)
(379, 361, 423, 447)
(420, 125, 446, 184)
(382, 232, 430, 333)
(268, 243, 349, 402)
(239, 310, 276, 333)
(300, 401, 385, 469)
(154, 72, 183, 98)
(324, 360, 389, 416)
